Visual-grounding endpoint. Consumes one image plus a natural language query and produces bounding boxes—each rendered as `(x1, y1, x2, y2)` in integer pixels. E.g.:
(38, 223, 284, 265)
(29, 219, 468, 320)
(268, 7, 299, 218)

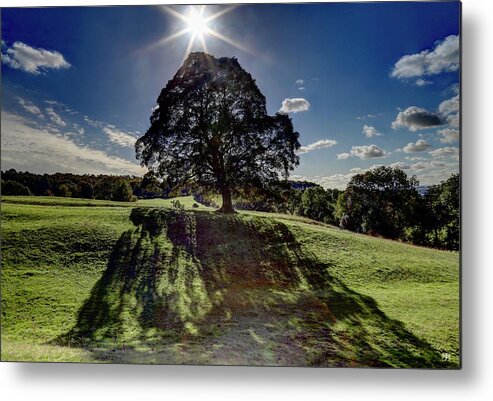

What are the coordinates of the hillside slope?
(1, 196, 459, 367)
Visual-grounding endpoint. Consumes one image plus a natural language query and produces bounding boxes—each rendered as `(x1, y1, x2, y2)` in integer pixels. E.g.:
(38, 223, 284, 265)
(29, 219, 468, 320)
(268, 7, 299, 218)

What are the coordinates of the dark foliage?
(136, 52, 300, 213)
(408, 174, 459, 250)
(1, 179, 32, 196)
(337, 167, 419, 239)
(0, 169, 143, 202)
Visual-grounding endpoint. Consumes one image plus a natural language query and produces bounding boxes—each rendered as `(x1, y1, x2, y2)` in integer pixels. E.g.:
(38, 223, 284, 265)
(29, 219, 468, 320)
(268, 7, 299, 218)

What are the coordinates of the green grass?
(1, 195, 459, 367)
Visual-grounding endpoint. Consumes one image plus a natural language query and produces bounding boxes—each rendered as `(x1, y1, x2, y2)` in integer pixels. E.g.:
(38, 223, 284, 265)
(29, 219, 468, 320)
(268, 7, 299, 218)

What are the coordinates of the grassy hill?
(1, 196, 459, 367)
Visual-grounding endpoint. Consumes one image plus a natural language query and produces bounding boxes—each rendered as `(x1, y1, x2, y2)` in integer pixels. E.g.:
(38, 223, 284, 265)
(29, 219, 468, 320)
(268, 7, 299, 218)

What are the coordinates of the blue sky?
(1, 2, 460, 188)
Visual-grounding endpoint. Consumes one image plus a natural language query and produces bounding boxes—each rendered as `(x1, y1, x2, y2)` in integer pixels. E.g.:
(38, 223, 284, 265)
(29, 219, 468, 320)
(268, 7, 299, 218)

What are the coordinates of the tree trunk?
(218, 186, 235, 214)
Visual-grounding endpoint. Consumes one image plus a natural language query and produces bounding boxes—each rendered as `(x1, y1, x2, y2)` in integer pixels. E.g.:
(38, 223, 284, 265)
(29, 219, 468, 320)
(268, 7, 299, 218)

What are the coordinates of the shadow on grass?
(58, 208, 452, 368)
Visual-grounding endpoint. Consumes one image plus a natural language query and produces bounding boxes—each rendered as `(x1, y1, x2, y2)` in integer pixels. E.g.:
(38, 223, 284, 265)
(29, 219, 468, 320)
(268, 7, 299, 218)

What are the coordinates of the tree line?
(0, 169, 169, 202)
(1, 167, 459, 250)
(243, 167, 458, 251)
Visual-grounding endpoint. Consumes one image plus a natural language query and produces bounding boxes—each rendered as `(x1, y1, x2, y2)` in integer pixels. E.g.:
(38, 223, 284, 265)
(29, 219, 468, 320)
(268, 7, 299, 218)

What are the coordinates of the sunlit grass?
(1, 195, 459, 366)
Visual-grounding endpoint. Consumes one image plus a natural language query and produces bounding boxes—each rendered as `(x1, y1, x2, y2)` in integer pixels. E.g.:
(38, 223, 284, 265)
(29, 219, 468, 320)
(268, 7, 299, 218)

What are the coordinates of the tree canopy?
(135, 52, 300, 213)
(337, 166, 420, 239)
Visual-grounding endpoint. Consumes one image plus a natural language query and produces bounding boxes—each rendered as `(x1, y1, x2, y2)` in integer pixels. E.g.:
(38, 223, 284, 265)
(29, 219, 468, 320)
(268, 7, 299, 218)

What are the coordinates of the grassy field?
(1, 195, 460, 367)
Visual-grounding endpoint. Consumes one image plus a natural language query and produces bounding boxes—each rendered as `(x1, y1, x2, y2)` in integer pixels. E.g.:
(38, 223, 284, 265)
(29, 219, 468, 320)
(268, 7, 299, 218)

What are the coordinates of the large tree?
(135, 52, 300, 213)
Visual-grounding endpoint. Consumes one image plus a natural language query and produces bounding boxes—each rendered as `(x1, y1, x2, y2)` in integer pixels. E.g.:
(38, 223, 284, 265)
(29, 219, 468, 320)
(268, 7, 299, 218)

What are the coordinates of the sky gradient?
(1, 2, 460, 189)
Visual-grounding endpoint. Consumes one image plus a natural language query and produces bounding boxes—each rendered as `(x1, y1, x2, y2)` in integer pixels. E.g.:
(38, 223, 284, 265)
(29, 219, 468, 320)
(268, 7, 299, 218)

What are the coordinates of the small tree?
(136, 52, 300, 213)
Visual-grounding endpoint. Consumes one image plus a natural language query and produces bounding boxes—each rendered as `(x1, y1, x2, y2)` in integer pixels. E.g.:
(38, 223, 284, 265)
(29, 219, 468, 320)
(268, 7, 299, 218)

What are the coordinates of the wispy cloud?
(297, 139, 337, 155)
(294, 79, 306, 90)
(18, 97, 44, 118)
(1, 111, 144, 176)
(429, 146, 459, 160)
(415, 78, 432, 86)
(46, 107, 67, 127)
(1, 41, 71, 74)
(356, 113, 381, 121)
(103, 125, 138, 148)
(389, 162, 411, 170)
(279, 98, 310, 114)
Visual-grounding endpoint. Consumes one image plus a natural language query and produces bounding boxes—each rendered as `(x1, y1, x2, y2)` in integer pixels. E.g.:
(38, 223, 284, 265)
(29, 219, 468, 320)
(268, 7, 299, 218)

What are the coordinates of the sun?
(186, 7, 209, 38)
(145, 5, 250, 61)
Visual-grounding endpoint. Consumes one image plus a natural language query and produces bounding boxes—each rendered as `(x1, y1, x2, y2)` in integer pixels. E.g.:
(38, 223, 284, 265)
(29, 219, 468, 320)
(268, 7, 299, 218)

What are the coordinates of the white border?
(2, 0, 492, 400)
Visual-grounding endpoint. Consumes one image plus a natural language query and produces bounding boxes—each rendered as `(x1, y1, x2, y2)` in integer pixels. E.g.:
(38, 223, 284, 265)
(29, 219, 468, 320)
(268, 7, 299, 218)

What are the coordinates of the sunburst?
(146, 5, 248, 61)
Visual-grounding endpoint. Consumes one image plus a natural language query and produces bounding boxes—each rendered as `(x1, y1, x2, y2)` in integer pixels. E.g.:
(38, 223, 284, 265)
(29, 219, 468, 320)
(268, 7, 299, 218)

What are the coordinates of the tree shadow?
(57, 208, 452, 368)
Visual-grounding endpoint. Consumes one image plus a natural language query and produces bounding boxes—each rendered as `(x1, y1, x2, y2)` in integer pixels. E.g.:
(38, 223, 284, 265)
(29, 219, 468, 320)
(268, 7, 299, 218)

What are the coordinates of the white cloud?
(337, 152, 351, 160)
(415, 78, 432, 86)
(402, 139, 432, 153)
(314, 173, 356, 190)
(437, 128, 459, 144)
(392, 106, 444, 131)
(72, 123, 85, 136)
(405, 156, 426, 161)
(297, 139, 337, 155)
(411, 162, 430, 170)
(389, 162, 411, 170)
(1, 111, 145, 176)
(83, 115, 103, 128)
(429, 146, 459, 160)
(416, 165, 459, 186)
(447, 113, 459, 128)
(18, 97, 44, 118)
(289, 174, 309, 181)
(438, 94, 459, 115)
(295, 79, 304, 86)
(45, 107, 67, 127)
(337, 144, 389, 160)
(391, 35, 459, 79)
(1, 41, 71, 75)
(103, 125, 138, 148)
(357, 113, 381, 121)
(362, 124, 382, 138)
(279, 98, 310, 114)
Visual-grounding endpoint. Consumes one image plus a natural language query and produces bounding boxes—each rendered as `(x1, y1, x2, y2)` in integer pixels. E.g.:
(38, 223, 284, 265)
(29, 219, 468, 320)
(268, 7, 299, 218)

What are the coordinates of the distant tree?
(286, 189, 302, 215)
(139, 171, 163, 198)
(76, 181, 94, 199)
(93, 178, 115, 200)
(112, 179, 135, 202)
(136, 52, 300, 213)
(300, 187, 336, 224)
(2, 180, 32, 196)
(338, 167, 419, 239)
(420, 174, 459, 250)
(439, 174, 460, 250)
